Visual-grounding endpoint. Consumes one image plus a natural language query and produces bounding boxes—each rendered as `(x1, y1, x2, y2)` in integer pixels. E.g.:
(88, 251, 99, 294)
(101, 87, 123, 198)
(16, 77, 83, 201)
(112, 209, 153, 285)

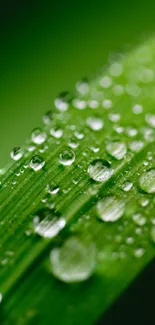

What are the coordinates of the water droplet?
(129, 140, 144, 152)
(76, 79, 89, 95)
(96, 196, 125, 222)
(132, 213, 146, 226)
(30, 155, 45, 171)
(134, 248, 144, 258)
(72, 98, 86, 110)
(139, 197, 149, 207)
(87, 100, 99, 109)
(50, 126, 63, 138)
(99, 76, 112, 88)
(113, 84, 124, 96)
(150, 227, 155, 243)
(60, 149, 75, 166)
(88, 159, 113, 182)
(43, 110, 53, 125)
(126, 127, 138, 137)
(46, 184, 60, 195)
(132, 104, 143, 114)
(108, 113, 120, 123)
(31, 128, 47, 145)
(122, 181, 133, 192)
(50, 236, 96, 283)
(145, 114, 155, 128)
(55, 92, 70, 112)
(74, 131, 84, 139)
(106, 141, 127, 160)
(126, 237, 134, 245)
(139, 169, 155, 193)
(33, 208, 66, 238)
(0, 293, 2, 303)
(86, 116, 104, 131)
(68, 137, 79, 149)
(102, 99, 112, 109)
(109, 62, 124, 77)
(10, 147, 23, 161)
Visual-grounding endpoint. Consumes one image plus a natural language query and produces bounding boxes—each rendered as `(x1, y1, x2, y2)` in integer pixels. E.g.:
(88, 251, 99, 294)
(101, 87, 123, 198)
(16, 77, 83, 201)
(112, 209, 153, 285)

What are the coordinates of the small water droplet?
(106, 141, 127, 160)
(129, 140, 144, 152)
(43, 110, 53, 125)
(122, 181, 133, 192)
(50, 236, 96, 283)
(134, 248, 144, 258)
(132, 213, 146, 226)
(55, 92, 70, 112)
(145, 114, 155, 128)
(10, 147, 23, 161)
(108, 113, 120, 123)
(30, 155, 45, 171)
(68, 137, 79, 149)
(72, 98, 86, 110)
(126, 127, 138, 137)
(0, 293, 2, 303)
(86, 116, 104, 131)
(139, 197, 149, 207)
(88, 159, 113, 182)
(102, 99, 112, 109)
(76, 79, 89, 95)
(99, 76, 112, 88)
(31, 128, 47, 145)
(87, 100, 99, 109)
(96, 196, 125, 222)
(50, 126, 63, 138)
(33, 208, 66, 238)
(46, 184, 60, 195)
(139, 169, 155, 193)
(126, 237, 134, 245)
(132, 104, 143, 114)
(109, 62, 123, 77)
(59, 149, 75, 166)
(113, 84, 124, 96)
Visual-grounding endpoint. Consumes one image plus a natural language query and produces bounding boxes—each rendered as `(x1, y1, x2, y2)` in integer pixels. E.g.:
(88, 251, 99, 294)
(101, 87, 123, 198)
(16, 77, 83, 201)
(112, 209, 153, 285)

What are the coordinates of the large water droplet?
(106, 141, 127, 160)
(31, 128, 47, 145)
(86, 116, 103, 131)
(33, 208, 66, 238)
(59, 149, 75, 166)
(139, 169, 155, 193)
(30, 155, 45, 171)
(96, 196, 125, 222)
(50, 236, 96, 283)
(10, 147, 23, 161)
(88, 159, 113, 182)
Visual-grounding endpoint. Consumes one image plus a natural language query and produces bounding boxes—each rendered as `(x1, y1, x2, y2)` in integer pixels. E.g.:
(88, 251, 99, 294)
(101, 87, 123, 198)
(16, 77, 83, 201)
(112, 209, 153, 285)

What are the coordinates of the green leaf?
(1, 38, 155, 324)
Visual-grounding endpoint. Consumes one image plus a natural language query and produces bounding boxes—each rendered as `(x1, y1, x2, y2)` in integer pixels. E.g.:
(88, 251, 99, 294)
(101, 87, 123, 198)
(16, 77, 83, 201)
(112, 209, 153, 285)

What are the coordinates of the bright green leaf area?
(1, 38, 155, 324)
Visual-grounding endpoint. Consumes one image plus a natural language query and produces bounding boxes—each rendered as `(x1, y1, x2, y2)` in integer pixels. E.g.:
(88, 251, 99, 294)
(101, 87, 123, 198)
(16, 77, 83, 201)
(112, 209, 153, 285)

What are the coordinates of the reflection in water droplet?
(30, 155, 45, 171)
(10, 147, 23, 161)
(106, 141, 127, 160)
(86, 116, 104, 131)
(31, 128, 47, 145)
(33, 208, 66, 238)
(88, 159, 113, 182)
(50, 237, 96, 283)
(139, 169, 155, 193)
(60, 149, 75, 166)
(97, 196, 125, 222)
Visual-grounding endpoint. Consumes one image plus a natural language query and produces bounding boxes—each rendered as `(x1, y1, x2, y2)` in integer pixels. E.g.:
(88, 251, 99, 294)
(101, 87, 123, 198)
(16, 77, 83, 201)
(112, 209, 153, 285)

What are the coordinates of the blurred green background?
(1, 0, 155, 167)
